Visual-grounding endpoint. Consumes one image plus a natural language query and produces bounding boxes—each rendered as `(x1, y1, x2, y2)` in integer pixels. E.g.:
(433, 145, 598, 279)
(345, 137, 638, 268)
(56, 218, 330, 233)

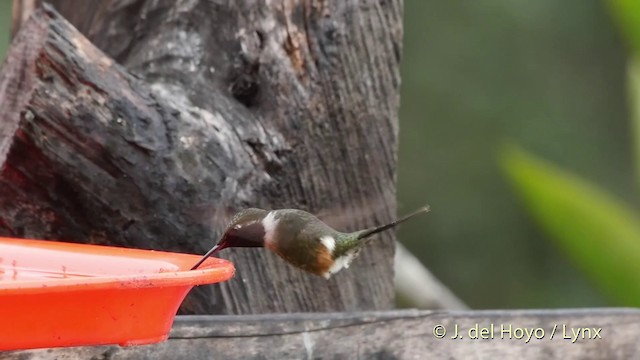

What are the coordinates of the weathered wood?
(2, 1, 403, 314)
(3, 309, 639, 359)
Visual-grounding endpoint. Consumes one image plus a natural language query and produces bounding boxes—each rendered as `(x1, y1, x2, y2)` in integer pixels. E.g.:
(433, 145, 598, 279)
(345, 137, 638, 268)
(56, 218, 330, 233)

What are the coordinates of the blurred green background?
(397, 0, 631, 309)
(0, 1, 9, 57)
(0, 0, 636, 309)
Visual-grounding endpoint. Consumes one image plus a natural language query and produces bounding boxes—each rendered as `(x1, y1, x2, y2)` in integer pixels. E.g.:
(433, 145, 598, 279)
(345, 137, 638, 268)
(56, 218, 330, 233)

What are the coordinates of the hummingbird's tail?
(356, 205, 430, 240)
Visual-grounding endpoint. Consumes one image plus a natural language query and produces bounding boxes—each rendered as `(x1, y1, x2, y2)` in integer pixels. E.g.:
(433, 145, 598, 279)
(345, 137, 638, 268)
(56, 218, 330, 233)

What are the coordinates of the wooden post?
(3, 309, 640, 359)
(2, 1, 403, 314)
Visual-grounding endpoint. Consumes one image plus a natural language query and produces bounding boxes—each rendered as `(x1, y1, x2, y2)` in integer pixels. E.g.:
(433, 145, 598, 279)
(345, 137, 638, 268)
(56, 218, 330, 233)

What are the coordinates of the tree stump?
(1, 1, 403, 314)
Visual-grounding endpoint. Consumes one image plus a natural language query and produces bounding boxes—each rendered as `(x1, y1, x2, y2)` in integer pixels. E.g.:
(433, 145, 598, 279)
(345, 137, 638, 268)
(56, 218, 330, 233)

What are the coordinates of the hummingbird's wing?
(183, 203, 235, 236)
(314, 194, 396, 232)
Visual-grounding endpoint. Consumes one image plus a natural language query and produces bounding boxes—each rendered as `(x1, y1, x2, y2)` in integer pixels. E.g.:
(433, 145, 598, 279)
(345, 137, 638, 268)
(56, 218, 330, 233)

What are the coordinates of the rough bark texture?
(4, 309, 640, 359)
(2, 1, 403, 314)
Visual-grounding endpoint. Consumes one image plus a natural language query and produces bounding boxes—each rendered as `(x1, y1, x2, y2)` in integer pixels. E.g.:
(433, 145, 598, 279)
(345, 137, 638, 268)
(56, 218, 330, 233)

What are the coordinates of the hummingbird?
(190, 205, 430, 278)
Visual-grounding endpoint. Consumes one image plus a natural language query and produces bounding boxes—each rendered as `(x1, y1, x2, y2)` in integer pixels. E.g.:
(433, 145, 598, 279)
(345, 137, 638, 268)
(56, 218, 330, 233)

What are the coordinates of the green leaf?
(500, 143, 640, 306)
(608, 0, 640, 53)
(628, 56, 640, 190)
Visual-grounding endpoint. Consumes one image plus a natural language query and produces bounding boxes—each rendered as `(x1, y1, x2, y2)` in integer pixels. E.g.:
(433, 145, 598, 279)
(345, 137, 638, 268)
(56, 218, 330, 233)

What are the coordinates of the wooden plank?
(2, 0, 403, 315)
(3, 309, 639, 359)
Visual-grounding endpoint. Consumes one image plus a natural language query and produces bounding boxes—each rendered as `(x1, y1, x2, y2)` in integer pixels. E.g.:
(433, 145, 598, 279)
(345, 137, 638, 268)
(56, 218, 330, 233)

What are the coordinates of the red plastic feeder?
(0, 237, 234, 351)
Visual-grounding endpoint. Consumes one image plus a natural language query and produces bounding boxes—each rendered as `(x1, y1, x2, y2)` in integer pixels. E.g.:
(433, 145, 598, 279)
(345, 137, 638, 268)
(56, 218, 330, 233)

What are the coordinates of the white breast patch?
(262, 211, 279, 245)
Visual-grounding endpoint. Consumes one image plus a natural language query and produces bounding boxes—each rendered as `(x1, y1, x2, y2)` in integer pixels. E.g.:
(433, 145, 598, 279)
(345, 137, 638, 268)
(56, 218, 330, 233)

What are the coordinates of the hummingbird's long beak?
(190, 244, 222, 270)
